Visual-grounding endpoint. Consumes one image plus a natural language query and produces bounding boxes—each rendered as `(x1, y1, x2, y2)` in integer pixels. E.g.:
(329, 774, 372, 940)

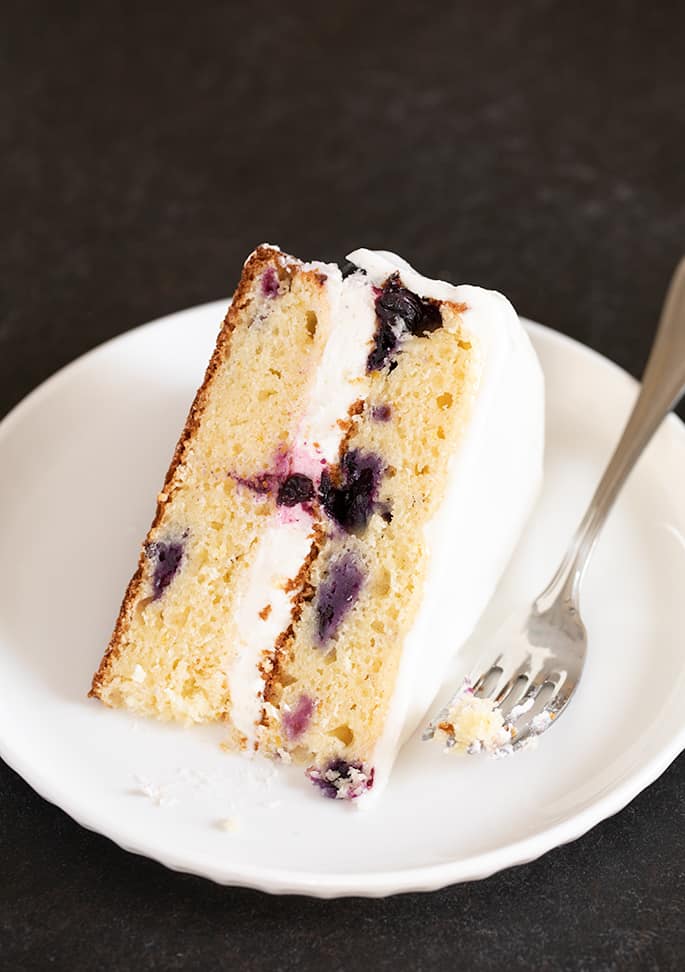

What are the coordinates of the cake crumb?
(508, 695, 535, 721)
(132, 775, 178, 807)
(427, 678, 557, 757)
(217, 816, 240, 833)
(531, 709, 554, 733)
(429, 682, 512, 754)
(258, 603, 272, 621)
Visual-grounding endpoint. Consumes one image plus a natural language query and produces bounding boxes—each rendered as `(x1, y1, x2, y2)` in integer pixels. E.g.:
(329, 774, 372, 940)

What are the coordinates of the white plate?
(1, 301, 684, 898)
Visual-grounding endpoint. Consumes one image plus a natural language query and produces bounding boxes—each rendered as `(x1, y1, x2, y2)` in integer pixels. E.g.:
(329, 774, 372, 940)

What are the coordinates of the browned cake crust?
(89, 245, 292, 699)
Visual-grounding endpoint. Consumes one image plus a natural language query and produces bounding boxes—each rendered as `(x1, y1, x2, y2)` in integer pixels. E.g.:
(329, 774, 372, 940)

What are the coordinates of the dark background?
(2, 1, 684, 969)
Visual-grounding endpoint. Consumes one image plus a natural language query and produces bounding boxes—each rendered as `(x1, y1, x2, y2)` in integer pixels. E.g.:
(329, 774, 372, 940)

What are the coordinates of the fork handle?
(538, 256, 685, 610)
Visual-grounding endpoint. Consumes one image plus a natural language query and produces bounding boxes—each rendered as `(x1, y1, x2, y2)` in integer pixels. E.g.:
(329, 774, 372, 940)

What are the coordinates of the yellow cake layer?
(258, 304, 480, 766)
(90, 250, 333, 723)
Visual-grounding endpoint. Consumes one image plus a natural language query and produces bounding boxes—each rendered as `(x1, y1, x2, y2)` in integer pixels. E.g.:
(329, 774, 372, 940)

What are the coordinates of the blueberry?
(367, 273, 443, 371)
(282, 694, 315, 741)
(316, 553, 365, 645)
(371, 403, 392, 422)
(319, 450, 383, 533)
(378, 273, 442, 336)
(340, 259, 364, 279)
(305, 759, 375, 800)
(145, 537, 186, 600)
(277, 473, 315, 507)
(366, 318, 400, 372)
(261, 266, 279, 298)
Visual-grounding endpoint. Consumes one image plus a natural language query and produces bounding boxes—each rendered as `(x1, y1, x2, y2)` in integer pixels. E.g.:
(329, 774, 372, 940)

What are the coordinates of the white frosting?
(346, 249, 545, 808)
(228, 508, 315, 745)
(227, 267, 378, 745)
(292, 269, 376, 475)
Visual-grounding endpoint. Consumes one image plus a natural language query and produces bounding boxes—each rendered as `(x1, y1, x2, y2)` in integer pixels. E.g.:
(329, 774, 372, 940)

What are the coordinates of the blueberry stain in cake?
(316, 553, 365, 645)
(282, 694, 315, 741)
(232, 472, 278, 496)
(305, 760, 375, 800)
(146, 536, 186, 600)
(261, 266, 280, 298)
(367, 272, 443, 372)
(277, 473, 315, 507)
(319, 449, 384, 533)
(379, 504, 393, 524)
(371, 403, 392, 422)
(366, 315, 401, 372)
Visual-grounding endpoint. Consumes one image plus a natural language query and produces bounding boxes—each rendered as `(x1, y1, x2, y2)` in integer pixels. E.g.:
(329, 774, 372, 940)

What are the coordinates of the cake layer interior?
(91, 253, 334, 723)
(259, 303, 480, 770)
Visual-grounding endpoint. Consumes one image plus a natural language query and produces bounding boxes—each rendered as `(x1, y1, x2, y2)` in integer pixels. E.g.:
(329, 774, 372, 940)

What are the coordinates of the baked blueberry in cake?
(90, 244, 545, 806)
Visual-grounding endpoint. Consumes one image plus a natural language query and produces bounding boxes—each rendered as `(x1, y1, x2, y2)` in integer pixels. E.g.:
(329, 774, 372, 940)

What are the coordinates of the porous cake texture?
(90, 244, 544, 804)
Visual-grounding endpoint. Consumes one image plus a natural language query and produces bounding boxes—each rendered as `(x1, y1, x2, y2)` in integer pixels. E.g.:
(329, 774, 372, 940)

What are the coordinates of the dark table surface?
(2, 1, 684, 969)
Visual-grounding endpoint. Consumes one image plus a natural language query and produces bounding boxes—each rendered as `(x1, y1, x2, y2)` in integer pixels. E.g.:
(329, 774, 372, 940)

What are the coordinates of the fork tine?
(497, 673, 533, 718)
(512, 694, 568, 750)
(505, 671, 549, 723)
(520, 666, 566, 702)
(470, 656, 505, 696)
(524, 669, 568, 712)
(545, 683, 576, 719)
(472, 654, 532, 702)
(510, 677, 577, 750)
(492, 655, 540, 707)
(511, 725, 539, 751)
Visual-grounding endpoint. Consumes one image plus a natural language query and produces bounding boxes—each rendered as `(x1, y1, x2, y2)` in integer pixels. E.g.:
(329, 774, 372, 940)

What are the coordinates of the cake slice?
(90, 244, 544, 805)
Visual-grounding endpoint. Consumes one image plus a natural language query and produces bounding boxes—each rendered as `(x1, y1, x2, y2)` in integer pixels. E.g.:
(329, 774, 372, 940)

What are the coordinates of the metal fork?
(425, 257, 685, 753)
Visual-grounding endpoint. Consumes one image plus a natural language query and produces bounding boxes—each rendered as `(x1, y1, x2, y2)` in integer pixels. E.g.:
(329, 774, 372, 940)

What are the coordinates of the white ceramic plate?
(1, 301, 684, 898)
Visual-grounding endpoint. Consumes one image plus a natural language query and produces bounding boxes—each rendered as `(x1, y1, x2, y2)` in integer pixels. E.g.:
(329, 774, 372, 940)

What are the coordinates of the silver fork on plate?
(424, 257, 685, 753)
